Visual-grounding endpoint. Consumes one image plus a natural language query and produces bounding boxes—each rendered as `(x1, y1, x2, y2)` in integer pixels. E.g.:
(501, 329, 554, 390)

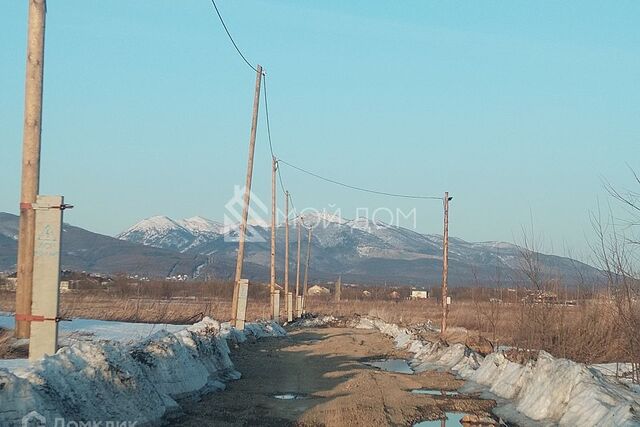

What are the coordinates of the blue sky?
(1, 1, 638, 259)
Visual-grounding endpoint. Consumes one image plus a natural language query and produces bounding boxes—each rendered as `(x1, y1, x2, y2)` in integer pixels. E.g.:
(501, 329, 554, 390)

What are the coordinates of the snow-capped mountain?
(0, 212, 206, 278)
(116, 216, 195, 252)
(178, 216, 224, 236)
(116, 215, 227, 253)
(115, 213, 601, 285)
(0, 211, 603, 284)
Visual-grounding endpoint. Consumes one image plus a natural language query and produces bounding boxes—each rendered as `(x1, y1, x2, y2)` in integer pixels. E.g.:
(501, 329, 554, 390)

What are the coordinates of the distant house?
(410, 290, 428, 299)
(307, 285, 330, 296)
(59, 281, 71, 293)
(523, 290, 558, 304)
(1, 277, 17, 291)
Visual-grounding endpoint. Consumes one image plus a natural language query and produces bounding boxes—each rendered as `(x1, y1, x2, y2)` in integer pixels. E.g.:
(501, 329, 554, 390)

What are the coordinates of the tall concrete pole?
(270, 156, 277, 295)
(295, 218, 301, 297)
(15, 0, 47, 338)
(303, 226, 312, 297)
(441, 192, 450, 334)
(232, 65, 262, 323)
(284, 191, 290, 311)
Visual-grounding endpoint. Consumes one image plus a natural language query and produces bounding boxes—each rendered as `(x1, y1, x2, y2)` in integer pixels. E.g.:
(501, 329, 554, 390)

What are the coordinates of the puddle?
(411, 388, 459, 396)
(363, 359, 413, 374)
(273, 393, 307, 400)
(413, 412, 467, 426)
(415, 412, 502, 426)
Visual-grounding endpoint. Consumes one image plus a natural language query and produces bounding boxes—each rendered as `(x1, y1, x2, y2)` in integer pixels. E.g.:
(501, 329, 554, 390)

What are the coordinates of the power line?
(277, 159, 443, 200)
(261, 74, 291, 210)
(209, 0, 259, 73)
(262, 75, 276, 159)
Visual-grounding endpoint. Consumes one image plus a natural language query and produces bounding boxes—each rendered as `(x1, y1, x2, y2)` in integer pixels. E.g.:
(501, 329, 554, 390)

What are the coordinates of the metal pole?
(232, 65, 262, 325)
(16, 0, 47, 338)
(441, 192, 450, 334)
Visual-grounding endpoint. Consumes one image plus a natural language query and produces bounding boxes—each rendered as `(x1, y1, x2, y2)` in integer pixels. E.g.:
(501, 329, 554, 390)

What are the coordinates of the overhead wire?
(208, 0, 444, 225)
(261, 73, 306, 227)
(277, 159, 443, 200)
(209, 0, 260, 73)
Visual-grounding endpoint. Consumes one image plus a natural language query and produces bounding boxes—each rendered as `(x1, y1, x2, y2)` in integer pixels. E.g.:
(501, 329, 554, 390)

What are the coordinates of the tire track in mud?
(173, 327, 497, 426)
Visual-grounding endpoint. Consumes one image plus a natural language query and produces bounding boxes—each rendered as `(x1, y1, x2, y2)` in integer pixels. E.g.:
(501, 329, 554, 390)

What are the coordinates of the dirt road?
(174, 327, 495, 426)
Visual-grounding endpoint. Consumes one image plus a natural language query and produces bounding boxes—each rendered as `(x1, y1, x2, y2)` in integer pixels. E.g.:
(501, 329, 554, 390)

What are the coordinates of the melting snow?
(351, 316, 640, 426)
(0, 316, 285, 426)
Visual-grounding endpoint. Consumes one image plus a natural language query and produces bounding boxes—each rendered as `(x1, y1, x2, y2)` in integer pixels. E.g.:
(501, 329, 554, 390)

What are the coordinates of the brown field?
(0, 278, 631, 365)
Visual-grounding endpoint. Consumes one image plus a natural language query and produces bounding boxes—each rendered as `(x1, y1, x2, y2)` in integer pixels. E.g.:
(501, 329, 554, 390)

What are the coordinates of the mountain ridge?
(114, 213, 603, 286)
(0, 211, 603, 286)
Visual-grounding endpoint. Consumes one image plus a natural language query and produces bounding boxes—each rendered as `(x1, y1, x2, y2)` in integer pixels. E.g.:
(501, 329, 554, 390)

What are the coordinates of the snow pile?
(468, 351, 640, 426)
(292, 315, 337, 328)
(0, 317, 285, 426)
(353, 316, 480, 376)
(352, 316, 640, 426)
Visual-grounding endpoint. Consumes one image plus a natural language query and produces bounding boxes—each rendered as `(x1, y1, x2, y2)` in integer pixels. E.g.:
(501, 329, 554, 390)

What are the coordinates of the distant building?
(1, 277, 17, 291)
(523, 290, 558, 304)
(307, 285, 330, 296)
(389, 291, 401, 300)
(60, 281, 71, 293)
(410, 290, 428, 299)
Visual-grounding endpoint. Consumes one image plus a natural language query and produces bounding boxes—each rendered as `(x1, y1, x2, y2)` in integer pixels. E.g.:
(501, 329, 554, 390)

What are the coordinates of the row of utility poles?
(230, 64, 452, 329)
(231, 65, 313, 327)
(13, 1, 452, 359)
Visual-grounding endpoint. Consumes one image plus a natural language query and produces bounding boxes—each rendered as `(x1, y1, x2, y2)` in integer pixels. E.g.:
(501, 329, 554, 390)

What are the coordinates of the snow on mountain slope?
(177, 216, 224, 236)
(116, 216, 196, 252)
(115, 213, 602, 284)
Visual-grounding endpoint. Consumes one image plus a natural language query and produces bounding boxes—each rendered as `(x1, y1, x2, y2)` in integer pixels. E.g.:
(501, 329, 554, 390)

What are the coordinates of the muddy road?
(174, 327, 496, 426)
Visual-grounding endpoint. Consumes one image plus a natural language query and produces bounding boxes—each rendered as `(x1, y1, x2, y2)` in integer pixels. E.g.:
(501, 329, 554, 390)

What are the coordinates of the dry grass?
(0, 288, 632, 364)
(0, 327, 28, 359)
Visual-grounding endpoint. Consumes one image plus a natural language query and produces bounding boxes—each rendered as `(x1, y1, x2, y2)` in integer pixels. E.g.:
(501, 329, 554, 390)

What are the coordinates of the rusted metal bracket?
(15, 313, 70, 323)
(20, 202, 73, 211)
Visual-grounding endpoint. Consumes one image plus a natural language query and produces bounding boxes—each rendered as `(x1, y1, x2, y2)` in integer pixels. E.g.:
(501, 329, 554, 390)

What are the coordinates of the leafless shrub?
(590, 187, 640, 383)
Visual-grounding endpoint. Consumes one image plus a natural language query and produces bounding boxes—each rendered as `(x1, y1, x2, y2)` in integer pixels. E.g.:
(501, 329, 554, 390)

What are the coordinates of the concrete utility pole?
(335, 275, 342, 302)
(29, 195, 65, 361)
(295, 218, 302, 317)
(270, 157, 277, 317)
(441, 192, 451, 334)
(284, 191, 290, 313)
(232, 65, 262, 325)
(296, 218, 301, 297)
(16, 0, 47, 338)
(303, 226, 312, 298)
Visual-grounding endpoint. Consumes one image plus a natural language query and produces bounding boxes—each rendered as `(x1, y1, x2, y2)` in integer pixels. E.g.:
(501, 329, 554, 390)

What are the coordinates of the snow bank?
(468, 351, 640, 426)
(0, 317, 285, 426)
(291, 315, 337, 328)
(0, 314, 186, 344)
(351, 316, 640, 426)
